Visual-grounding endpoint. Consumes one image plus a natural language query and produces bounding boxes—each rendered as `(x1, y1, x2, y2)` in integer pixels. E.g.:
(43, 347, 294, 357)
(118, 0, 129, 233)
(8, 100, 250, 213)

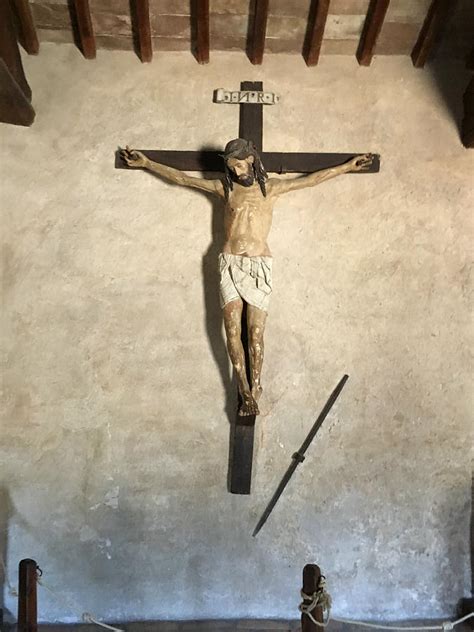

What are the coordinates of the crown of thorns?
(220, 138, 258, 162)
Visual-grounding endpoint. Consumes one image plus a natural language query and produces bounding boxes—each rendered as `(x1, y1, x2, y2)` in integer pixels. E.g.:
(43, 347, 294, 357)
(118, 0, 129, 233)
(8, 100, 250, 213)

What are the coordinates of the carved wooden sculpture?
(120, 144, 372, 416)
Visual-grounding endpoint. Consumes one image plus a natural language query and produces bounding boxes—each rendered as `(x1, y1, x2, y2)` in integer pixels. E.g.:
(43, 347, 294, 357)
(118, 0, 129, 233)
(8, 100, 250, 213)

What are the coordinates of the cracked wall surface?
(1, 44, 473, 623)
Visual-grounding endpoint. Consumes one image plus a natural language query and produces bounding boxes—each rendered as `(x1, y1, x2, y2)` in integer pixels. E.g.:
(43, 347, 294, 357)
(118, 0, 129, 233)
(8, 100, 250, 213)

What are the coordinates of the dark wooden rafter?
(0, 0, 35, 126)
(193, 0, 210, 64)
(12, 0, 39, 55)
(467, 48, 474, 71)
(462, 77, 474, 148)
(131, 0, 152, 62)
(356, 0, 390, 66)
(72, 0, 96, 60)
(411, 0, 456, 68)
(303, 0, 330, 66)
(249, 0, 269, 65)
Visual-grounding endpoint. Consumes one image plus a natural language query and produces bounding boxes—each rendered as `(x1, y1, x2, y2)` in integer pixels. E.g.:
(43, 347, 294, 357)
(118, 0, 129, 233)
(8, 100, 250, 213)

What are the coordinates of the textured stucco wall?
(1, 45, 473, 624)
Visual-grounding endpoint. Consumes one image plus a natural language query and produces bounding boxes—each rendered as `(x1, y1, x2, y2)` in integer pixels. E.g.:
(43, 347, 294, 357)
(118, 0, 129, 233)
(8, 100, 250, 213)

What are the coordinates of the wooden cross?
(115, 81, 379, 495)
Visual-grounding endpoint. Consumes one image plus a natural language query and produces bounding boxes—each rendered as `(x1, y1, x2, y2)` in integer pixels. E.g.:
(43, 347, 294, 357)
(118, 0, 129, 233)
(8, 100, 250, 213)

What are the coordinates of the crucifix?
(116, 81, 379, 495)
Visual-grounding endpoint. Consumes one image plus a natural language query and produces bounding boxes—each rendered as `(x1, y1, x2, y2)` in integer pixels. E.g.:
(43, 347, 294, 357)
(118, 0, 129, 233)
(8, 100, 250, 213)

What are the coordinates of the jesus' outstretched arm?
(268, 153, 374, 197)
(120, 146, 224, 197)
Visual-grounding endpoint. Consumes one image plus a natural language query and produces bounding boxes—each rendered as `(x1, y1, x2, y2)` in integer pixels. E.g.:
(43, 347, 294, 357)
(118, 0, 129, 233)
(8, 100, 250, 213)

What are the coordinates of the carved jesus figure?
(121, 140, 372, 416)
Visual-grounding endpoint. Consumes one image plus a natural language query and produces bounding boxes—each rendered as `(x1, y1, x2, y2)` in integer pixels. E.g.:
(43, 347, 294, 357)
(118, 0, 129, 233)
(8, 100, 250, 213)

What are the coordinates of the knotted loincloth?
(219, 253, 273, 312)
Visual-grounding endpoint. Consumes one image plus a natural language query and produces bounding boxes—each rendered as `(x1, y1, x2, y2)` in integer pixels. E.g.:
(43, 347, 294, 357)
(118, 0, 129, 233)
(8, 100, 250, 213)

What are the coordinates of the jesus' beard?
(236, 174, 254, 187)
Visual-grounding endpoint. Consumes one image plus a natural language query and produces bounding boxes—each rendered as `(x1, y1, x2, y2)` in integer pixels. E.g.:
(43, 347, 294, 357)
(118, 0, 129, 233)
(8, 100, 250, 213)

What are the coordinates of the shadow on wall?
(428, 59, 472, 140)
(144, 147, 236, 426)
(427, 1, 474, 144)
(0, 487, 15, 626)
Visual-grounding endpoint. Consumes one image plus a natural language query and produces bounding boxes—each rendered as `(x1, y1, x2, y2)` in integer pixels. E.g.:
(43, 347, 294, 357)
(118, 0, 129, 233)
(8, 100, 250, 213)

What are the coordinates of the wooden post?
(301, 564, 323, 631)
(17, 559, 38, 632)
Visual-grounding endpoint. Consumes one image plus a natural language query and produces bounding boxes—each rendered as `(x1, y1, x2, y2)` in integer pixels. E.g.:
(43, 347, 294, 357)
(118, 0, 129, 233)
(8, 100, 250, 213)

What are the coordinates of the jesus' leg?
(247, 304, 267, 405)
(223, 298, 259, 416)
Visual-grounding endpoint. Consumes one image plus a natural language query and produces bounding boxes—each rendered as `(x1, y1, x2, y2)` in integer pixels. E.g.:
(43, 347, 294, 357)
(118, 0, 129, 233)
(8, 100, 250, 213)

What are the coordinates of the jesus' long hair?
(221, 139, 267, 200)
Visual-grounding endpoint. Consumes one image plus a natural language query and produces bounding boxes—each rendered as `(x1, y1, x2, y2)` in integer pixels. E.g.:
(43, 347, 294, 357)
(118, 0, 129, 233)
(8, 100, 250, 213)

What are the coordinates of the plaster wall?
(1, 45, 473, 623)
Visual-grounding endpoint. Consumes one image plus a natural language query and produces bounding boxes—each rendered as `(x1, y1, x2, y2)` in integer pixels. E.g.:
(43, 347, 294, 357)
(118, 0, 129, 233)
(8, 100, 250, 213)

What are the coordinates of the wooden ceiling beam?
(356, 0, 390, 66)
(193, 0, 209, 64)
(467, 48, 474, 71)
(462, 77, 474, 148)
(411, 0, 455, 68)
(0, 0, 35, 125)
(303, 0, 330, 66)
(0, 0, 32, 99)
(12, 0, 39, 55)
(249, 0, 269, 65)
(72, 0, 96, 60)
(132, 0, 152, 62)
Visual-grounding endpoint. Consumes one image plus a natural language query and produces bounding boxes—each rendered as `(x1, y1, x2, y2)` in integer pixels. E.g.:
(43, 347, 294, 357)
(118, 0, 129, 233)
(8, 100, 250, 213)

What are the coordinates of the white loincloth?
(219, 253, 273, 312)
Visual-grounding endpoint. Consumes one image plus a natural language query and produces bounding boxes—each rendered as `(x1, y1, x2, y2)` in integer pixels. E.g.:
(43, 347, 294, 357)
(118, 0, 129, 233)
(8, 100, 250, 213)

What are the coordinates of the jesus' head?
(221, 138, 267, 199)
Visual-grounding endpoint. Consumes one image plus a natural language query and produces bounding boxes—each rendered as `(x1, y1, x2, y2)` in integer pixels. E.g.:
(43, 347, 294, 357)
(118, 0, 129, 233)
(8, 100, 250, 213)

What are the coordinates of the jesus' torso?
(222, 181, 276, 257)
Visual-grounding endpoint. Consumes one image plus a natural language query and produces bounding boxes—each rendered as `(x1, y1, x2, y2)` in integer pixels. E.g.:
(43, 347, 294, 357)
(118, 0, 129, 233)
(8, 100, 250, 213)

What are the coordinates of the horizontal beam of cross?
(115, 150, 380, 174)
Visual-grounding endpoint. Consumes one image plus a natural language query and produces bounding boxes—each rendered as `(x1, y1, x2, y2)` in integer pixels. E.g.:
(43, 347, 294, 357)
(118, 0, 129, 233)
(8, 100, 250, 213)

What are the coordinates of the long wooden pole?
(301, 564, 323, 631)
(17, 559, 38, 632)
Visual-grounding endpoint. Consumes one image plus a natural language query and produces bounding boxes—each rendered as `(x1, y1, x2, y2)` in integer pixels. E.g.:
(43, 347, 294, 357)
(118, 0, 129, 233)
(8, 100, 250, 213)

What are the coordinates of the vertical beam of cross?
(304, 0, 330, 66)
(227, 81, 264, 495)
(356, 0, 390, 66)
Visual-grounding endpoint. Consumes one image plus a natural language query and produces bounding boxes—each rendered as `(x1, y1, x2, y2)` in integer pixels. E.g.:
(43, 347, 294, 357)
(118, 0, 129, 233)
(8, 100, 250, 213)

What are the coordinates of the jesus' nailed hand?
(120, 140, 373, 417)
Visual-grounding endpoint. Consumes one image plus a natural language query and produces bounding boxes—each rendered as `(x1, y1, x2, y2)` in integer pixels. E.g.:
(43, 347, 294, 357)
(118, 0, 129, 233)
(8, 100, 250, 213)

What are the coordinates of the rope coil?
(298, 579, 474, 631)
